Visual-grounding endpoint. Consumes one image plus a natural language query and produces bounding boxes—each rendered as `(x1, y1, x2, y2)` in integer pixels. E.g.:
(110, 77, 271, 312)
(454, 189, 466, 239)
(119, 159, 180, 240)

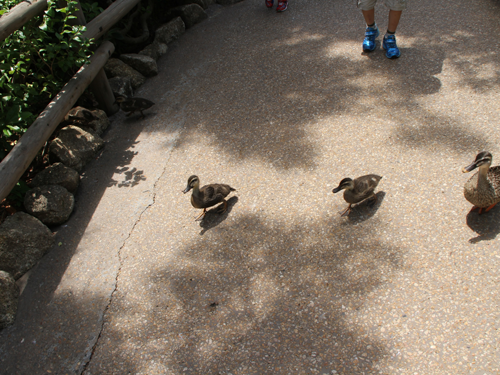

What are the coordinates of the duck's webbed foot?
(339, 204, 352, 217)
(195, 208, 207, 221)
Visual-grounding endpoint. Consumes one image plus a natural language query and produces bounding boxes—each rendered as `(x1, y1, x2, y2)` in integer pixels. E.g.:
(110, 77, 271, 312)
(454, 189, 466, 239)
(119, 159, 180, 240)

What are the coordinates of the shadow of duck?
(346, 191, 386, 224)
(199, 196, 239, 235)
(466, 206, 500, 243)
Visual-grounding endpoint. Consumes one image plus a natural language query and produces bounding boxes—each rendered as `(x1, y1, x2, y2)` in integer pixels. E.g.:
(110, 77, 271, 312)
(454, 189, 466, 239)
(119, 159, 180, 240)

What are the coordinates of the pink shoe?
(265, 0, 273, 8)
(276, 0, 288, 11)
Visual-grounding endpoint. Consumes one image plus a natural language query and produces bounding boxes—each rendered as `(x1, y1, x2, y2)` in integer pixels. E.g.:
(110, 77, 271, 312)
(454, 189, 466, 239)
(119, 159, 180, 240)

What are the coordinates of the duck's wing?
(200, 184, 234, 207)
(354, 175, 382, 199)
(488, 166, 500, 194)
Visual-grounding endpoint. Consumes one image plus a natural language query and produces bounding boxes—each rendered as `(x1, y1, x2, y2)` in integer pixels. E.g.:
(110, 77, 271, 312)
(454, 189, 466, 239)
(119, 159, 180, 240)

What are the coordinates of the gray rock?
(30, 162, 80, 193)
(139, 41, 168, 61)
(205, 0, 216, 4)
(0, 271, 19, 329)
(216, 0, 244, 4)
(0, 212, 54, 280)
(108, 76, 134, 98)
(49, 125, 104, 172)
(104, 58, 146, 90)
(154, 17, 185, 44)
(167, 4, 208, 29)
(178, 0, 207, 8)
(119, 54, 158, 77)
(88, 109, 110, 136)
(24, 185, 75, 226)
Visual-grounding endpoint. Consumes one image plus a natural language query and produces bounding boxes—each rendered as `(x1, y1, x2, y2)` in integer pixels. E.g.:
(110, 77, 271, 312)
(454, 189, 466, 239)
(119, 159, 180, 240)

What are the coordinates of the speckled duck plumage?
(332, 174, 382, 216)
(115, 95, 154, 118)
(463, 152, 500, 212)
(183, 175, 236, 220)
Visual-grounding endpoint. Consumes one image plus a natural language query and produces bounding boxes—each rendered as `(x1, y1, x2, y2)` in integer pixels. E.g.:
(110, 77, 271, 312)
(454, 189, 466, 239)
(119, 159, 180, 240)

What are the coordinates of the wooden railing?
(0, 0, 48, 42)
(0, 0, 142, 202)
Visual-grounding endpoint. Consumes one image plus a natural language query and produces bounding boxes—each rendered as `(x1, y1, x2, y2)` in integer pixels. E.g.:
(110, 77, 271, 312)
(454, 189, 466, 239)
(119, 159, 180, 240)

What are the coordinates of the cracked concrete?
(2, 0, 500, 374)
(0, 87, 180, 373)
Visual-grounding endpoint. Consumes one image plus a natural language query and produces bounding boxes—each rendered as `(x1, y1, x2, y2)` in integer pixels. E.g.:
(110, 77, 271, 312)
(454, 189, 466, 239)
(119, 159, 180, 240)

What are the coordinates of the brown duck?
(183, 175, 236, 221)
(115, 95, 154, 118)
(332, 174, 382, 216)
(463, 151, 500, 214)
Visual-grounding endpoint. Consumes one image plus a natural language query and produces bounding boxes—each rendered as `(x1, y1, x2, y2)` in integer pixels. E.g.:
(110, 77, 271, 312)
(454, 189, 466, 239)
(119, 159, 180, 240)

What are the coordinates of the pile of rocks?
(0, 106, 108, 329)
(107, 15, 192, 97)
(0, 0, 243, 331)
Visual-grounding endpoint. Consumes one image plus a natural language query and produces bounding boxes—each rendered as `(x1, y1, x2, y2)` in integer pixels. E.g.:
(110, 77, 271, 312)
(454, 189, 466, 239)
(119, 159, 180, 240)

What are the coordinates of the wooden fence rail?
(0, 0, 143, 202)
(0, 0, 47, 42)
(0, 41, 115, 202)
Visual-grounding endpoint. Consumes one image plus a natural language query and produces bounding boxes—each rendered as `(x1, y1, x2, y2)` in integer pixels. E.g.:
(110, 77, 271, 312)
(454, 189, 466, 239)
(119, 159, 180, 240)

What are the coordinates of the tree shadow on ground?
(146, 0, 452, 172)
(0, 118, 150, 375)
(85, 213, 406, 374)
(143, 0, 500, 168)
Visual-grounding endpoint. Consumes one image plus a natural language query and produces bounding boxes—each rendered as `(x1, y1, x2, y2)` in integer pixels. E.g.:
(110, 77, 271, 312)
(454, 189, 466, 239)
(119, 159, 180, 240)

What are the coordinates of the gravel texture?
(2, 0, 500, 374)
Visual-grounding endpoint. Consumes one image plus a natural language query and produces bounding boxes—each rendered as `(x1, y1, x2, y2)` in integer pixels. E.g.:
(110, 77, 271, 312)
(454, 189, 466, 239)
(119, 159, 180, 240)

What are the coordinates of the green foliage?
(0, 0, 95, 160)
(80, 0, 103, 21)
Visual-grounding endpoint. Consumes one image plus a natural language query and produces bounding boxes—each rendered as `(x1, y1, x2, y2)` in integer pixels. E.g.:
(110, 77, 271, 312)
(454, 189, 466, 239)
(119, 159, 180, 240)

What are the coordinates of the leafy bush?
(0, 0, 95, 161)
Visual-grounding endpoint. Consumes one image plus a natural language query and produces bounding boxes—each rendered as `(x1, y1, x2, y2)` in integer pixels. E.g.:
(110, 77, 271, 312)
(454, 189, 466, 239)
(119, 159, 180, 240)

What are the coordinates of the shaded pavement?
(1, 0, 500, 374)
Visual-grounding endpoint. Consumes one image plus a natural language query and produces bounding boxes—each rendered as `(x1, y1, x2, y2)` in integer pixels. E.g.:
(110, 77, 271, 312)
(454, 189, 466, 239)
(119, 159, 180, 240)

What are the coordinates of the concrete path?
(2, 0, 500, 374)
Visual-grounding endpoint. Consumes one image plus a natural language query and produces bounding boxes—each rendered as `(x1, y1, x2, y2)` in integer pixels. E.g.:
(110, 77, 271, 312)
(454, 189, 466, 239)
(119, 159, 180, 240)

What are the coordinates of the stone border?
(0, 0, 242, 330)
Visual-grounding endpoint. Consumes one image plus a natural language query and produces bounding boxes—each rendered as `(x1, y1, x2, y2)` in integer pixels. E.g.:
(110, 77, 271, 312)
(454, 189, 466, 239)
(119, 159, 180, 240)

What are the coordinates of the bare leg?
(339, 204, 352, 217)
(387, 10, 402, 33)
(217, 199, 228, 214)
(478, 203, 496, 215)
(195, 208, 207, 221)
(366, 193, 378, 207)
(362, 8, 375, 25)
(483, 203, 497, 213)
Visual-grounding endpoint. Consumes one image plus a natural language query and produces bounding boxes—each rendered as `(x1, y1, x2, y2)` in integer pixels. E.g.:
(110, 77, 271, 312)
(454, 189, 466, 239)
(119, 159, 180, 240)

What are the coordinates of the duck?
(183, 175, 236, 221)
(332, 174, 382, 217)
(114, 95, 154, 118)
(462, 151, 500, 214)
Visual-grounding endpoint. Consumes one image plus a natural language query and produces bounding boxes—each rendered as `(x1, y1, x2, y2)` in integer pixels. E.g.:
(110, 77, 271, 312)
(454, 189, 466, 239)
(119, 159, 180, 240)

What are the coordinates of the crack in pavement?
(80, 160, 171, 374)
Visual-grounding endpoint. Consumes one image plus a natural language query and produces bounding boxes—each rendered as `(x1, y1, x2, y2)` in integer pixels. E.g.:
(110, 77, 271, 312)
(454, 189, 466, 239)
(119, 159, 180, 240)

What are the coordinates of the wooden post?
(60, 0, 119, 115)
(82, 0, 141, 40)
(0, 0, 47, 42)
(89, 69, 119, 115)
(0, 41, 115, 202)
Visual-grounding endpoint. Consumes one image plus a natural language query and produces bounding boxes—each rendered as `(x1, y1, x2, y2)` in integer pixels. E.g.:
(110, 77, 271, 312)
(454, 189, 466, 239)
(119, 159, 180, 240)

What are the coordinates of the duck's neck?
(192, 183, 201, 198)
(477, 164, 490, 187)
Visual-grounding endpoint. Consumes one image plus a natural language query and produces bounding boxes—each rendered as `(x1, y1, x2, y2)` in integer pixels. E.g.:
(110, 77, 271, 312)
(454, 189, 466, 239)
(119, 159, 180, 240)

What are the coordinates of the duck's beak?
(183, 185, 192, 194)
(462, 161, 478, 173)
(332, 186, 343, 194)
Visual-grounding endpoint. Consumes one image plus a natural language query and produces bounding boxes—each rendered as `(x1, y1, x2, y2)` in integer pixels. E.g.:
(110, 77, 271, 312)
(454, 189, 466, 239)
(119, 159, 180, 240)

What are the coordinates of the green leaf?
(6, 104, 21, 124)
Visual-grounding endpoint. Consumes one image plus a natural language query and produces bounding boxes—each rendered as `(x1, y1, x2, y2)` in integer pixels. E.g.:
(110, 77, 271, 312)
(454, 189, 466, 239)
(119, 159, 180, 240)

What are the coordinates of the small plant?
(0, 0, 95, 160)
(80, 0, 103, 21)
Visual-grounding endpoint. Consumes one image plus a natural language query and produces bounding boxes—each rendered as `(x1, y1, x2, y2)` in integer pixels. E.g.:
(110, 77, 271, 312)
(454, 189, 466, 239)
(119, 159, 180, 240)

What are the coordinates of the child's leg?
(387, 9, 402, 33)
